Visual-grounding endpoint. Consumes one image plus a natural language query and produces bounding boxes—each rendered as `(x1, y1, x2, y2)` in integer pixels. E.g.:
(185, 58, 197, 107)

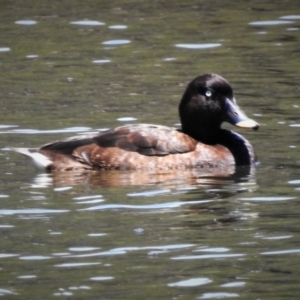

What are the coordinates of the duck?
(9, 74, 259, 171)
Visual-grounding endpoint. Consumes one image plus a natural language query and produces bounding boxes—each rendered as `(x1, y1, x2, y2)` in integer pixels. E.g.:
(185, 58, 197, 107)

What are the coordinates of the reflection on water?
(92, 59, 111, 64)
(175, 43, 222, 49)
(0, 208, 69, 215)
(3, 126, 91, 134)
(249, 20, 294, 26)
(168, 277, 212, 287)
(1, 0, 300, 299)
(102, 39, 131, 45)
(109, 25, 128, 30)
(30, 165, 256, 188)
(0, 47, 10, 52)
(70, 20, 105, 26)
(15, 20, 37, 26)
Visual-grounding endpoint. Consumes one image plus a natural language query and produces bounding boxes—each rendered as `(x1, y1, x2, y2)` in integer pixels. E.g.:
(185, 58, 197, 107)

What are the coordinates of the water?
(1, 0, 300, 298)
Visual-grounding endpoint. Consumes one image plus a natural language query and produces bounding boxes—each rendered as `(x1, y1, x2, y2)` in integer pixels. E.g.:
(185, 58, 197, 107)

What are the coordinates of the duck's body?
(10, 74, 259, 171)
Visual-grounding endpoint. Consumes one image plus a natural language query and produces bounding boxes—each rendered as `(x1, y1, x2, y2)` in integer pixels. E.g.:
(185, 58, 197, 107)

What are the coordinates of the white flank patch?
(10, 148, 52, 169)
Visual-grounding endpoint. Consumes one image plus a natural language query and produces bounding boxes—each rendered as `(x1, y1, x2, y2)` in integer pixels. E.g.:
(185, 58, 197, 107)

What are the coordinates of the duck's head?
(179, 74, 259, 144)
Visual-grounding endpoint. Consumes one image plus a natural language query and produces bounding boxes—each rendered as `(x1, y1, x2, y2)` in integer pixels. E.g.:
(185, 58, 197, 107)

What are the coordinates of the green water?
(1, 0, 300, 299)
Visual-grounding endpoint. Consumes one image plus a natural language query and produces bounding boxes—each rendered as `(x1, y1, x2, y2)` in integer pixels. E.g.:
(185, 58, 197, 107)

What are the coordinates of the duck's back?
(36, 124, 238, 171)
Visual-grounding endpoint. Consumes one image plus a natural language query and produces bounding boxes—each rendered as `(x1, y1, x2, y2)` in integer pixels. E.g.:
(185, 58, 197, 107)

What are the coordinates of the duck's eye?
(205, 90, 212, 98)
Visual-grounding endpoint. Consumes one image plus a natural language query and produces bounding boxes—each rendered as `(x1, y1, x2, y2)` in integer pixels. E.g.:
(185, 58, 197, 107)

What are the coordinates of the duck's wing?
(40, 134, 97, 154)
(39, 125, 196, 156)
(11, 125, 198, 170)
(92, 124, 197, 156)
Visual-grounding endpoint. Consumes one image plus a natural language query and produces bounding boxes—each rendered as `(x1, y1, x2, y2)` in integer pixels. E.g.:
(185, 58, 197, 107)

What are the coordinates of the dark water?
(1, 0, 300, 299)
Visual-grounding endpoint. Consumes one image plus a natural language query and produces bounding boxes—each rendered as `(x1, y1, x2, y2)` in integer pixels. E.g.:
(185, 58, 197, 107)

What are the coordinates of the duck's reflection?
(31, 165, 256, 189)
(30, 166, 258, 229)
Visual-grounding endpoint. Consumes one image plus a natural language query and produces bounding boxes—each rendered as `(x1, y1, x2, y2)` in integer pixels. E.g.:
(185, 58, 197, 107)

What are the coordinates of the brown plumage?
(9, 74, 259, 171)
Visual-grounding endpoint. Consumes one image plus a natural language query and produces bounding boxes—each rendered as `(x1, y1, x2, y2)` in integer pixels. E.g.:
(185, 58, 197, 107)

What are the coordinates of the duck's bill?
(235, 119, 259, 130)
(224, 98, 259, 131)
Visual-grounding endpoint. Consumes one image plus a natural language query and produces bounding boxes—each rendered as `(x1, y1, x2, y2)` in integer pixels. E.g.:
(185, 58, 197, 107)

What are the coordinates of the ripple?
(221, 281, 245, 287)
(74, 195, 104, 204)
(109, 25, 127, 29)
(0, 253, 19, 258)
(255, 31, 267, 34)
(92, 59, 111, 64)
(69, 247, 100, 252)
(0, 288, 16, 296)
(18, 275, 37, 279)
(239, 196, 295, 202)
(288, 179, 300, 184)
(249, 20, 294, 26)
(69, 286, 91, 290)
(15, 20, 37, 25)
(171, 253, 245, 260)
(195, 247, 229, 253)
(102, 39, 131, 46)
(261, 249, 300, 255)
(19, 255, 52, 260)
(0, 209, 68, 215)
(55, 262, 100, 267)
(88, 233, 107, 237)
(74, 195, 103, 200)
(127, 189, 171, 197)
(11, 126, 91, 134)
(97, 128, 110, 132)
(90, 276, 114, 281)
(134, 228, 144, 234)
(54, 290, 73, 296)
(80, 200, 212, 211)
(168, 277, 212, 287)
(163, 57, 176, 61)
(280, 15, 300, 20)
(76, 199, 104, 204)
(0, 125, 18, 129)
(69, 244, 194, 257)
(175, 43, 221, 49)
(261, 235, 292, 240)
(114, 244, 194, 252)
(70, 20, 105, 26)
(31, 173, 53, 188)
(200, 292, 239, 299)
(0, 47, 10, 53)
(26, 54, 39, 59)
(117, 117, 137, 122)
(52, 252, 70, 256)
(54, 186, 73, 192)
(68, 250, 128, 257)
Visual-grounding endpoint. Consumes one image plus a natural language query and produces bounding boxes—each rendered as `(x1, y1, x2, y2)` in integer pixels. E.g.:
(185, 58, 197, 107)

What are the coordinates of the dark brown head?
(179, 74, 259, 144)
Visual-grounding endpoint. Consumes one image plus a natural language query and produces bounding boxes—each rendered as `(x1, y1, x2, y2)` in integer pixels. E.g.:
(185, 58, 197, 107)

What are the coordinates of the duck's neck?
(217, 129, 255, 165)
(181, 126, 255, 165)
(181, 125, 222, 145)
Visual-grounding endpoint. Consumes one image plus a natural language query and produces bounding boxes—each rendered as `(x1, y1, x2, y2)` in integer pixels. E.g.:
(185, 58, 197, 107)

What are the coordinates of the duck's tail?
(7, 147, 53, 170)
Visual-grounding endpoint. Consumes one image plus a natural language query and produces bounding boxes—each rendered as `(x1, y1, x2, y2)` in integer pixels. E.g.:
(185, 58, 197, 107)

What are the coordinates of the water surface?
(1, 0, 300, 299)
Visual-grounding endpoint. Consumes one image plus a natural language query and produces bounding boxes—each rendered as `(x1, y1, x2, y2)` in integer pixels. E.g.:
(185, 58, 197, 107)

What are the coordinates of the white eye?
(205, 90, 212, 98)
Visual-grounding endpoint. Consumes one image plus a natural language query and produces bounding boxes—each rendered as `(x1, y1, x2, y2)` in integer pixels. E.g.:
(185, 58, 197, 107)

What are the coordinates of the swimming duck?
(10, 74, 259, 171)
